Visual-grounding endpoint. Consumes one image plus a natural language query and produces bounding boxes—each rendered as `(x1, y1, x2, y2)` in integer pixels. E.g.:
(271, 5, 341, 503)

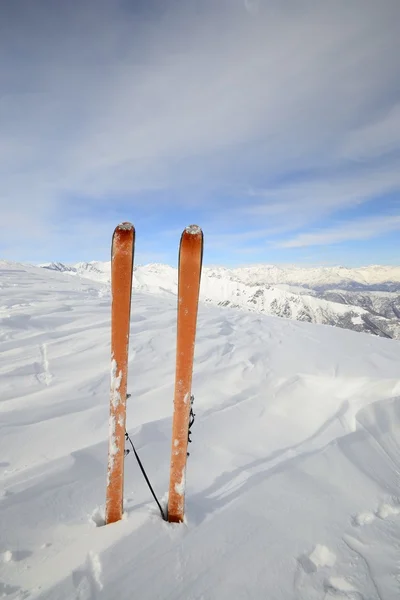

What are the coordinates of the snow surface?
(1, 260, 400, 599)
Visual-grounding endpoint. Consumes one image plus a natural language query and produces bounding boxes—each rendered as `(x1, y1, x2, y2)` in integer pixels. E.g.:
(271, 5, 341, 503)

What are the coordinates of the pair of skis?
(105, 222, 203, 525)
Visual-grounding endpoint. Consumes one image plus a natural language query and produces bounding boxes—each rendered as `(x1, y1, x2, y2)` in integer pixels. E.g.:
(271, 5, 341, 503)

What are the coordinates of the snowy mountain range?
(41, 261, 400, 339)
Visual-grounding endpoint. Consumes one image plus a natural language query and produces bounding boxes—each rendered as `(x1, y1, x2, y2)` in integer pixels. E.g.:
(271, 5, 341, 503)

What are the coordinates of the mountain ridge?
(39, 260, 400, 339)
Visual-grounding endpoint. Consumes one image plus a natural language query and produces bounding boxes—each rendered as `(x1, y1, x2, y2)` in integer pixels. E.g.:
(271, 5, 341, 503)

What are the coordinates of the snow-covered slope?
(41, 260, 112, 283)
(1, 260, 400, 599)
(41, 261, 400, 339)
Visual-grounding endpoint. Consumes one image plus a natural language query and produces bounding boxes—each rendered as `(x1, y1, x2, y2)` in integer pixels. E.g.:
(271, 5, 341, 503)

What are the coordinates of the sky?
(0, 0, 399, 267)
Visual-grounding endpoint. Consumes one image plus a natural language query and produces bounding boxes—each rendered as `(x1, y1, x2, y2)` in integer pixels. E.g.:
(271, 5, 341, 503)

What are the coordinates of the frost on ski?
(184, 224, 202, 235)
(110, 358, 122, 408)
(107, 358, 124, 484)
(107, 415, 118, 485)
(116, 222, 134, 231)
(174, 469, 186, 497)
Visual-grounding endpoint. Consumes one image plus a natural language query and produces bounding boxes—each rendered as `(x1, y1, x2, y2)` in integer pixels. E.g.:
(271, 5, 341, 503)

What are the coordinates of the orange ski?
(168, 225, 203, 523)
(106, 222, 135, 525)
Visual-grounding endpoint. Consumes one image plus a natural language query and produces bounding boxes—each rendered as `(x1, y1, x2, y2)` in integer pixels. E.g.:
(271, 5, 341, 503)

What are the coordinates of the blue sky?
(0, 0, 399, 267)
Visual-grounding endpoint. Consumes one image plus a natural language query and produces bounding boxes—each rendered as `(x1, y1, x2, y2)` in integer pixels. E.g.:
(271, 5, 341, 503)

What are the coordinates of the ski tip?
(115, 222, 134, 231)
(184, 224, 202, 236)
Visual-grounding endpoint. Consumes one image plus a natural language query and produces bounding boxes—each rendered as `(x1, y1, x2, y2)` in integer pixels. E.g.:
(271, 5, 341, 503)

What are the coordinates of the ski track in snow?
(0, 261, 400, 599)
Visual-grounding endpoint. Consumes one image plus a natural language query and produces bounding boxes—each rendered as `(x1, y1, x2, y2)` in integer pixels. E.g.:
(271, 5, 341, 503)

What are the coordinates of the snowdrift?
(1, 260, 400, 599)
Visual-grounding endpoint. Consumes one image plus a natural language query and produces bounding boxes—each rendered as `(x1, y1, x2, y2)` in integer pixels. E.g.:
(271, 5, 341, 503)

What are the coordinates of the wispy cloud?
(278, 214, 400, 248)
(243, 161, 400, 233)
(0, 1, 400, 263)
(340, 103, 400, 161)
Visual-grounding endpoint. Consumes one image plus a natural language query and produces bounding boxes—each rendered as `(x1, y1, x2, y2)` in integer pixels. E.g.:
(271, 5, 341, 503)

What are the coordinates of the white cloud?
(244, 0, 260, 16)
(1, 0, 400, 256)
(278, 214, 400, 248)
(243, 161, 400, 233)
(341, 103, 400, 161)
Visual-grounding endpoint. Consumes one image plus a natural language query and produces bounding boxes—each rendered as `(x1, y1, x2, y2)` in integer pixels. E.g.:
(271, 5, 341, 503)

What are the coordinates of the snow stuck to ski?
(184, 224, 202, 235)
(116, 222, 134, 231)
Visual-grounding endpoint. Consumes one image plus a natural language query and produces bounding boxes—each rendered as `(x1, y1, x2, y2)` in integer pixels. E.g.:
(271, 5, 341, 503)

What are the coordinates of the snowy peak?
(40, 261, 76, 274)
(39, 260, 400, 339)
(205, 264, 400, 289)
(74, 261, 111, 283)
(41, 261, 400, 289)
(41, 260, 111, 283)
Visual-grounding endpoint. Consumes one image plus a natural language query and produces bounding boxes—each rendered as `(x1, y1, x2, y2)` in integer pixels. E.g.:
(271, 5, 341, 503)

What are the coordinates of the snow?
(40, 260, 400, 339)
(351, 315, 364, 325)
(1, 259, 400, 599)
(2, 552, 13, 564)
(185, 224, 202, 235)
(110, 359, 122, 408)
(327, 577, 358, 594)
(376, 503, 400, 519)
(308, 544, 337, 568)
(39, 260, 400, 290)
(205, 263, 400, 287)
(116, 222, 134, 231)
(174, 469, 186, 497)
